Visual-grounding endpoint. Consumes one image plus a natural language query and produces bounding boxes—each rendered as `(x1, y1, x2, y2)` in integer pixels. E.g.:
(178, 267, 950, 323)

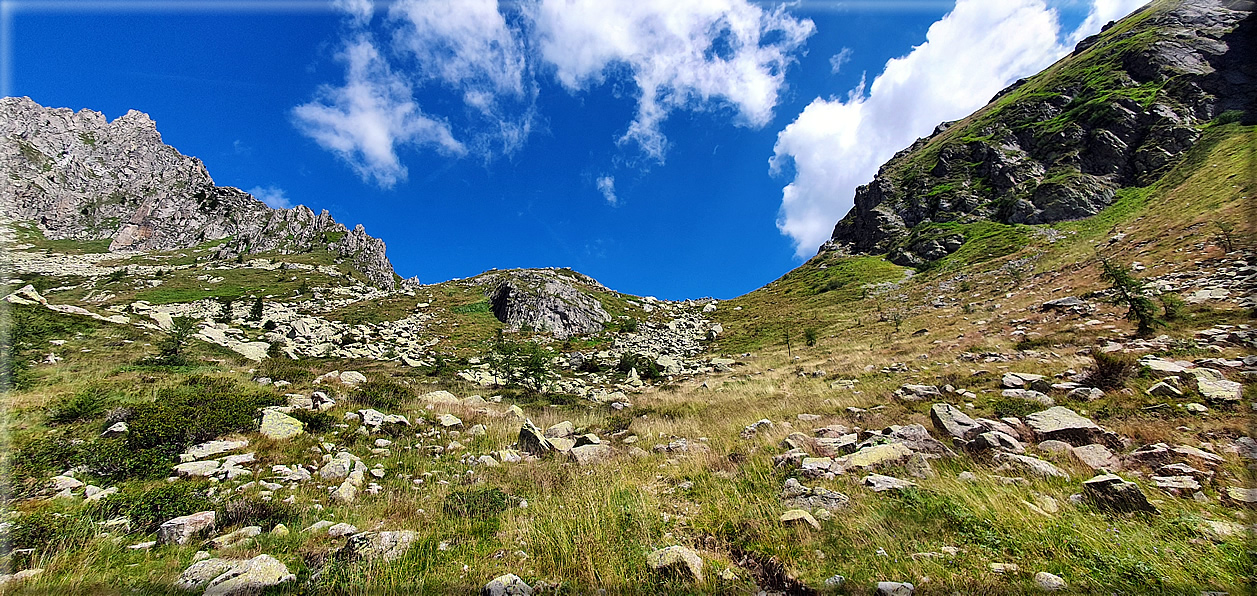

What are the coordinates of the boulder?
(1071, 444, 1122, 472)
(780, 478, 850, 511)
(780, 509, 821, 530)
(882, 424, 953, 455)
(1082, 474, 1157, 513)
(422, 390, 462, 407)
(481, 573, 533, 596)
(875, 581, 915, 596)
(487, 271, 611, 339)
(862, 474, 917, 493)
(339, 531, 417, 562)
(158, 511, 216, 545)
(202, 555, 295, 596)
(1024, 407, 1113, 447)
(930, 403, 985, 440)
(1196, 378, 1242, 403)
(647, 546, 703, 582)
(1002, 372, 1046, 389)
(173, 460, 221, 478)
(895, 384, 941, 401)
(339, 371, 367, 385)
(842, 443, 913, 469)
(1034, 572, 1067, 591)
(1224, 486, 1257, 507)
(518, 422, 554, 457)
(995, 453, 1070, 479)
(970, 431, 1024, 454)
(544, 421, 575, 438)
(177, 559, 239, 590)
(258, 409, 303, 440)
(183, 439, 249, 461)
(568, 444, 612, 465)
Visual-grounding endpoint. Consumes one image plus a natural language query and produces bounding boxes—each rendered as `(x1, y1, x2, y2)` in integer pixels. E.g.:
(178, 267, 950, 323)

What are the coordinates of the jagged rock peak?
(0, 96, 399, 289)
(826, 0, 1254, 267)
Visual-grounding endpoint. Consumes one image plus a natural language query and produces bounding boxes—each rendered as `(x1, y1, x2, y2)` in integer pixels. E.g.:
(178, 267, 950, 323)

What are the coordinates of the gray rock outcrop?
(0, 97, 398, 288)
(484, 269, 611, 339)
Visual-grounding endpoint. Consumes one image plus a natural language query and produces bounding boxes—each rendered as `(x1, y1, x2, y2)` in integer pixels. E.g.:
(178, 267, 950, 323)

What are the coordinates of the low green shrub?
(259, 357, 315, 383)
(350, 379, 414, 409)
(126, 374, 280, 453)
(289, 409, 335, 433)
(80, 438, 175, 480)
(102, 482, 214, 533)
(990, 395, 1042, 419)
(7, 508, 95, 566)
(443, 487, 509, 518)
(615, 353, 663, 380)
(218, 497, 300, 529)
(47, 384, 119, 425)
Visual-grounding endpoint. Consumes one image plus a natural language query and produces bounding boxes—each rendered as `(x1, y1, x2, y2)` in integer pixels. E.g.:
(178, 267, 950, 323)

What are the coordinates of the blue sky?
(7, 0, 1142, 299)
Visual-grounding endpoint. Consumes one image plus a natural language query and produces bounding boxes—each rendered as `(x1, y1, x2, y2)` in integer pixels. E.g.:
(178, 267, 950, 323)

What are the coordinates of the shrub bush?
(102, 482, 214, 533)
(218, 497, 299, 529)
(7, 508, 95, 566)
(1099, 259, 1162, 336)
(126, 374, 280, 453)
(1083, 351, 1137, 390)
(350, 379, 414, 410)
(9, 434, 84, 498)
(990, 395, 1042, 419)
(259, 358, 315, 383)
(1160, 294, 1185, 322)
(80, 438, 175, 480)
(615, 353, 663, 380)
(47, 384, 119, 425)
(443, 487, 509, 518)
(289, 409, 335, 433)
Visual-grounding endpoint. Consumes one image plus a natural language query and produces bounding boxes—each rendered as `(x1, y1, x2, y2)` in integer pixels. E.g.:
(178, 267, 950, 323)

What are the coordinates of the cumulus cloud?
(331, 0, 374, 26)
(596, 175, 617, 205)
(533, 0, 815, 160)
(298, 0, 816, 181)
(292, 36, 465, 188)
(771, 0, 1143, 258)
(387, 0, 536, 155)
(829, 47, 853, 74)
(248, 185, 294, 209)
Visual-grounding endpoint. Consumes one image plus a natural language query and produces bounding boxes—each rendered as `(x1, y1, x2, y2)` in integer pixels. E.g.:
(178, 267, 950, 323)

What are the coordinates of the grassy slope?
(1, 126, 1253, 594)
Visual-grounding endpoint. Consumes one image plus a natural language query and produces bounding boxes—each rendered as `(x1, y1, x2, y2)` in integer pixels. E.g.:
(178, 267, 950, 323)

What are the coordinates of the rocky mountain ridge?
(0, 97, 399, 289)
(826, 0, 1254, 267)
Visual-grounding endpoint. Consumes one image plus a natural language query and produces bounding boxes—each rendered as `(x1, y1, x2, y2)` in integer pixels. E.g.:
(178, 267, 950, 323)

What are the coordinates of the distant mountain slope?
(0, 97, 399, 289)
(827, 0, 1254, 267)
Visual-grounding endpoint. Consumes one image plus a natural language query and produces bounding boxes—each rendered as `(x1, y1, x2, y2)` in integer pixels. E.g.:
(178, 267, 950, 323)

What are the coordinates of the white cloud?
(596, 175, 617, 205)
(331, 0, 374, 26)
(771, 0, 1143, 258)
(533, 0, 815, 160)
(248, 185, 294, 209)
(387, 0, 536, 155)
(389, 0, 527, 98)
(829, 47, 853, 74)
(292, 36, 465, 188)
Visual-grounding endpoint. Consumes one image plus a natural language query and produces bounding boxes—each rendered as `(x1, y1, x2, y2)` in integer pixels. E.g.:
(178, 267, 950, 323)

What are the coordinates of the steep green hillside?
(828, 0, 1254, 268)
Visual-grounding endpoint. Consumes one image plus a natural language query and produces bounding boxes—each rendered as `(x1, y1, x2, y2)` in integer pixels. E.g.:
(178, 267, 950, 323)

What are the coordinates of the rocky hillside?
(827, 0, 1254, 267)
(0, 97, 399, 289)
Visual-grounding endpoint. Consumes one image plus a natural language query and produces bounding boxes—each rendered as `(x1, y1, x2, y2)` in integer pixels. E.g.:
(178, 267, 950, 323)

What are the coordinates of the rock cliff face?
(0, 97, 398, 289)
(480, 269, 612, 339)
(827, 0, 1255, 267)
